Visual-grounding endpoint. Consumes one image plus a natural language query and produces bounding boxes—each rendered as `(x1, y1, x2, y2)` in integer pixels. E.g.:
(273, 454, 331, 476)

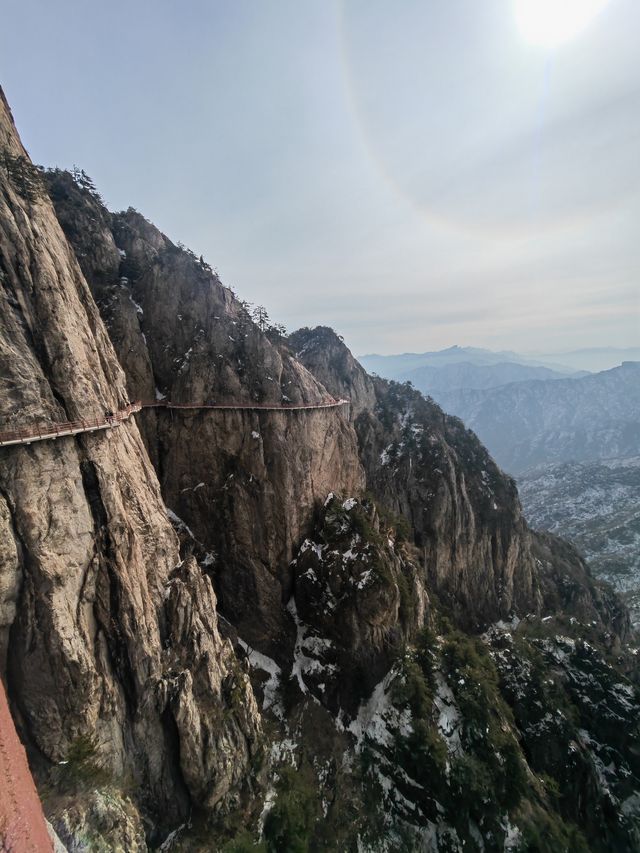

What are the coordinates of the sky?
(2, 0, 639, 355)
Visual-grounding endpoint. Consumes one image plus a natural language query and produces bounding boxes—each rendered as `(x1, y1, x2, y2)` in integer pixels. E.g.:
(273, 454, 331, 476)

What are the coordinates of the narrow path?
(0, 398, 348, 448)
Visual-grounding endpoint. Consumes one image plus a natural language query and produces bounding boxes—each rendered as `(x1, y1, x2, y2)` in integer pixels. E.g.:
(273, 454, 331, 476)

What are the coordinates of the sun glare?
(514, 0, 611, 48)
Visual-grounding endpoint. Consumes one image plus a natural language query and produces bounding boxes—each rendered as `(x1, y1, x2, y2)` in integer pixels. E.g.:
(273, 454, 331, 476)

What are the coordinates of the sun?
(514, 0, 611, 48)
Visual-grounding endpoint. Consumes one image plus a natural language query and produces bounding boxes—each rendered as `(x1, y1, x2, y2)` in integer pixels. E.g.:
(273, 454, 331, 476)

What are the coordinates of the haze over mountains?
(361, 346, 640, 473)
(360, 344, 640, 387)
(432, 362, 640, 474)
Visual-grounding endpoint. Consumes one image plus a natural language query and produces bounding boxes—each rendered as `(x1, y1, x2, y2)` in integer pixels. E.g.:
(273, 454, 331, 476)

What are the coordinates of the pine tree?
(70, 165, 103, 203)
(0, 151, 45, 202)
(252, 305, 270, 332)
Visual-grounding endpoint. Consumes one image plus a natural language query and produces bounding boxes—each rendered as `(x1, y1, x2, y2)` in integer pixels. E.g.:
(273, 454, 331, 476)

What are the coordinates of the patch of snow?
(356, 569, 373, 590)
(349, 666, 412, 749)
(270, 737, 297, 766)
(251, 430, 260, 439)
(434, 672, 463, 757)
(158, 823, 187, 851)
(343, 497, 357, 511)
(165, 507, 196, 540)
(380, 444, 393, 466)
(129, 294, 144, 315)
(503, 818, 521, 851)
(300, 539, 325, 561)
(237, 638, 284, 720)
(285, 599, 338, 695)
(258, 786, 277, 836)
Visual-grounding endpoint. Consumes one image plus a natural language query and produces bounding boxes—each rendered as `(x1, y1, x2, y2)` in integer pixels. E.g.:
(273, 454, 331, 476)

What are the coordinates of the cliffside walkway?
(0, 398, 349, 448)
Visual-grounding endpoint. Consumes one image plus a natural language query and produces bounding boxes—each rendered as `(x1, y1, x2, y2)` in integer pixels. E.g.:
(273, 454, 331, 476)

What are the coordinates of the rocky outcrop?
(0, 88, 261, 841)
(289, 326, 377, 419)
(291, 495, 428, 711)
(50, 789, 147, 853)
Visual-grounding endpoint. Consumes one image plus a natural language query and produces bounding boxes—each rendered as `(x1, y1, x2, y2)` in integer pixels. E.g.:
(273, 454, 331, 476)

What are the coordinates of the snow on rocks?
(380, 444, 393, 466)
(237, 638, 284, 720)
(165, 507, 197, 541)
(129, 294, 144, 316)
(286, 598, 336, 693)
(348, 666, 412, 750)
(433, 672, 463, 757)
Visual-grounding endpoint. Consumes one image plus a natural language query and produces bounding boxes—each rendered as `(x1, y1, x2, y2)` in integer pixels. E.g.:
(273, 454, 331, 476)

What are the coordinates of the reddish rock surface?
(0, 680, 52, 852)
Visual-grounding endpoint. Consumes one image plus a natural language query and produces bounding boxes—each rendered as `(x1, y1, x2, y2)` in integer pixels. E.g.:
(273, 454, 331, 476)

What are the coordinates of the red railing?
(0, 398, 349, 447)
(0, 401, 142, 446)
(143, 397, 348, 411)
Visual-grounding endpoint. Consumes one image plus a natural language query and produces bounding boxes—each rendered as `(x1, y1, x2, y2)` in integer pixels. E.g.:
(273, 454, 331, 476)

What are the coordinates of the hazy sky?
(2, 0, 639, 355)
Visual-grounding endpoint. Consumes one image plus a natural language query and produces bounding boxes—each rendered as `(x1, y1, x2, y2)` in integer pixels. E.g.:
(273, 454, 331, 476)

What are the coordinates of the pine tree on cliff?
(0, 151, 45, 202)
(252, 305, 270, 332)
(71, 165, 104, 203)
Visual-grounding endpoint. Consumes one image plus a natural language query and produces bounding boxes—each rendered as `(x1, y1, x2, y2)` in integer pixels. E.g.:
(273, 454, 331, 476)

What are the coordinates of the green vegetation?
(0, 150, 46, 201)
(516, 803, 590, 853)
(263, 766, 318, 853)
(221, 831, 267, 852)
(51, 733, 113, 794)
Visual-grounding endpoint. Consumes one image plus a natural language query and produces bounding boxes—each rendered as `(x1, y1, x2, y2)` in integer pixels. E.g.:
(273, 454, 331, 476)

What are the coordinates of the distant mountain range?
(429, 361, 640, 474)
(528, 347, 640, 373)
(359, 345, 640, 647)
(360, 344, 640, 381)
(394, 360, 582, 394)
(359, 345, 579, 378)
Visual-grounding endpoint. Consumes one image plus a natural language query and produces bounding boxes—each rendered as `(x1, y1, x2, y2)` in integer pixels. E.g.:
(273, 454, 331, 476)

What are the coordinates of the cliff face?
(46, 173, 364, 654)
(0, 89, 261, 842)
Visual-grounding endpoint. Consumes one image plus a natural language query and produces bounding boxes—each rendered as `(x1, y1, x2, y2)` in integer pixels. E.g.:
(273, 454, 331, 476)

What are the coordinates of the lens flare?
(514, 0, 611, 48)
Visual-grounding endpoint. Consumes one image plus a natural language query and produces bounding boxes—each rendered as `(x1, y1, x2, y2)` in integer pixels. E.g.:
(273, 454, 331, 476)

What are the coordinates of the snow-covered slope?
(519, 457, 640, 626)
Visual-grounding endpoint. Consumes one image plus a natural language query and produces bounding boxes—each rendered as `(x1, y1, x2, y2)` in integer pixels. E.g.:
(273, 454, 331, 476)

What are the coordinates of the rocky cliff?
(289, 327, 627, 637)
(0, 88, 262, 845)
(45, 171, 363, 656)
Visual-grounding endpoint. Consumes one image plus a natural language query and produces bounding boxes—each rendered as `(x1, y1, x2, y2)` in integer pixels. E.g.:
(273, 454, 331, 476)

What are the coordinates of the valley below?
(518, 457, 640, 627)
